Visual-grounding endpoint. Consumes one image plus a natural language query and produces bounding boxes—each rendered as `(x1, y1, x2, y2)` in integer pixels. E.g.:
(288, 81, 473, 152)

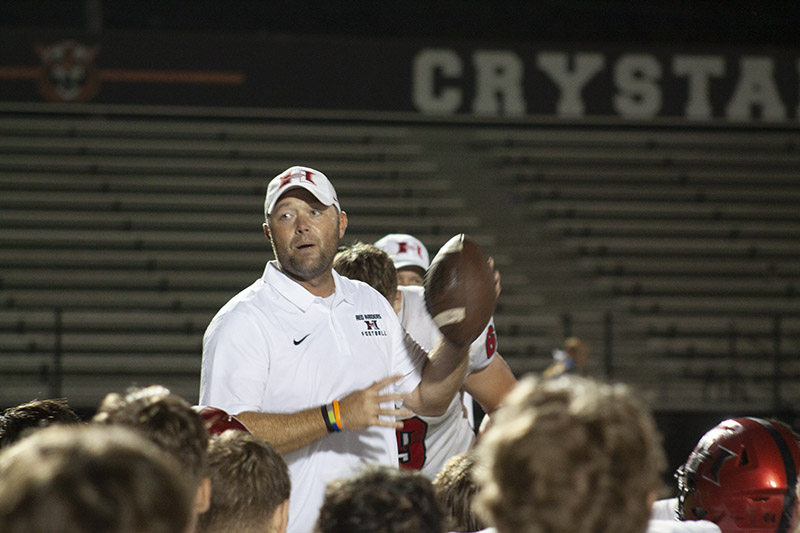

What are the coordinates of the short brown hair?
(433, 451, 486, 532)
(0, 398, 81, 449)
(333, 242, 398, 302)
(475, 374, 665, 533)
(198, 430, 291, 533)
(93, 385, 209, 483)
(0, 424, 193, 533)
(316, 465, 445, 533)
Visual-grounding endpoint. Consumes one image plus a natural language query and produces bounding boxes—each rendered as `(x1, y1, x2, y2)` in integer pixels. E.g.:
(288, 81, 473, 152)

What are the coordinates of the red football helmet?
(676, 417, 800, 533)
(193, 406, 251, 436)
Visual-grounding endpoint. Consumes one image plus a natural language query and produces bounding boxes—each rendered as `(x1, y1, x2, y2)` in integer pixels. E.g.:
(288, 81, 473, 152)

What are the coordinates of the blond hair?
(475, 374, 665, 533)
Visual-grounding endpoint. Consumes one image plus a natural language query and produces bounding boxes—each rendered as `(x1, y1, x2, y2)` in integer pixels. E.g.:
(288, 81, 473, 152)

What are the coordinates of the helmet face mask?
(675, 418, 800, 533)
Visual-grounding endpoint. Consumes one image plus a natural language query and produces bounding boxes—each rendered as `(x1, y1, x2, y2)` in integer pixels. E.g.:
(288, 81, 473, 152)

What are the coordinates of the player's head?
(433, 451, 487, 533)
(374, 233, 429, 286)
(93, 385, 211, 528)
(0, 397, 81, 449)
(198, 430, 291, 533)
(0, 424, 194, 533)
(333, 242, 398, 302)
(676, 417, 800, 533)
(263, 166, 348, 283)
(315, 465, 446, 533)
(94, 385, 209, 483)
(475, 374, 665, 533)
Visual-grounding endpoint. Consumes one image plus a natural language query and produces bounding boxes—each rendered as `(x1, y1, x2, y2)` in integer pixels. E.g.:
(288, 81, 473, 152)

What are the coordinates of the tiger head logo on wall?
(35, 40, 101, 103)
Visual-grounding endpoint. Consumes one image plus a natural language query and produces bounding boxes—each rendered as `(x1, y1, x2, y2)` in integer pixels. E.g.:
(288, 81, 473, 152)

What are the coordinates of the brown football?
(424, 234, 496, 346)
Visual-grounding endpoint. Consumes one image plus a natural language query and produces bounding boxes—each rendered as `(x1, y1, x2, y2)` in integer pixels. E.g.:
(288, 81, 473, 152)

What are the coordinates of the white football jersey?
(395, 285, 497, 478)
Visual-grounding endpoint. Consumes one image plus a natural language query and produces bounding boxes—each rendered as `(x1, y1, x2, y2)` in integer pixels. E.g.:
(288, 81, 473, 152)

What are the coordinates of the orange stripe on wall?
(99, 70, 245, 84)
(0, 67, 39, 79)
(0, 66, 245, 84)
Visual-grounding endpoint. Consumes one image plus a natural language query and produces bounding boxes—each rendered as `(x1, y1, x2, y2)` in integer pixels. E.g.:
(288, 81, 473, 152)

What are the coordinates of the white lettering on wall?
(614, 54, 662, 118)
(537, 52, 604, 117)
(725, 56, 786, 121)
(673, 55, 725, 120)
(410, 47, 797, 122)
(413, 48, 463, 113)
(472, 50, 526, 115)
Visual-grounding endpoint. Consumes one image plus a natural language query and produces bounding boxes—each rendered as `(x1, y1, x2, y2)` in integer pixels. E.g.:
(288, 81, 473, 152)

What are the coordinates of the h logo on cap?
(279, 169, 316, 189)
(397, 241, 422, 258)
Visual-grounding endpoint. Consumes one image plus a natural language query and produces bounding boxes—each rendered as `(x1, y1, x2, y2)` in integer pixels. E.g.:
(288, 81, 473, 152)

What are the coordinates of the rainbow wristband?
(332, 400, 343, 431)
(321, 403, 341, 433)
(320, 405, 335, 433)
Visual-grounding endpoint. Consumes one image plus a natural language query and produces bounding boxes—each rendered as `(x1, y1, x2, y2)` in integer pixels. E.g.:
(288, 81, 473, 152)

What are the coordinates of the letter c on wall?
(413, 48, 463, 114)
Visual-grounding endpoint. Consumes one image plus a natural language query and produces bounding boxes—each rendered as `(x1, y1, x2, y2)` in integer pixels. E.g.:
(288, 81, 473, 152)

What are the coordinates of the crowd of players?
(1, 166, 799, 533)
(2, 381, 799, 533)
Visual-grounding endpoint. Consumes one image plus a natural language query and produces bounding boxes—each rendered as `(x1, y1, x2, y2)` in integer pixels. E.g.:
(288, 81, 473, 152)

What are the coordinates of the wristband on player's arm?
(321, 401, 342, 433)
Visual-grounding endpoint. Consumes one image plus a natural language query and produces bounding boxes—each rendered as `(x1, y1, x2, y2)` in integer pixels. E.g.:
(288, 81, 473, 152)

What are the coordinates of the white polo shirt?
(200, 262, 425, 533)
(395, 285, 497, 478)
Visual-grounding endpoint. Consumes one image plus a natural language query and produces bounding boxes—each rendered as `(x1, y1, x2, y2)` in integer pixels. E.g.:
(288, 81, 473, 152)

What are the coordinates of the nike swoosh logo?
(293, 334, 310, 346)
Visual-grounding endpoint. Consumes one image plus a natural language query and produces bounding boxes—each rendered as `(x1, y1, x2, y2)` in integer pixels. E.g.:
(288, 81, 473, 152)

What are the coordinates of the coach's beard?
(275, 242, 339, 283)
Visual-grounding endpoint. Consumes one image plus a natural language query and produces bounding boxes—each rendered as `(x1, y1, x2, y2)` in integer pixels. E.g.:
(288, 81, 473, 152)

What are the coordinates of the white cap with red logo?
(374, 233, 430, 272)
(264, 166, 341, 218)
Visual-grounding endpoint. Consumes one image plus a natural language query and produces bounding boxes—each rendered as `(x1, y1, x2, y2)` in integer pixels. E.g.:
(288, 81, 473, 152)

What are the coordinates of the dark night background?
(2, 0, 798, 47)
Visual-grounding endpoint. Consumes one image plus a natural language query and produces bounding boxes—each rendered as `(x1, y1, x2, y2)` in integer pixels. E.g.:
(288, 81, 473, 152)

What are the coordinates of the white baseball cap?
(374, 233, 430, 272)
(264, 166, 341, 217)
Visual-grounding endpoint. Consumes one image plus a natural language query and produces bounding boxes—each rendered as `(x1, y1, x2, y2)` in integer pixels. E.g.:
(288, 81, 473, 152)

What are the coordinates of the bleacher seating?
(473, 125, 800, 411)
(0, 111, 503, 408)
(2, 108, 800, 414)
